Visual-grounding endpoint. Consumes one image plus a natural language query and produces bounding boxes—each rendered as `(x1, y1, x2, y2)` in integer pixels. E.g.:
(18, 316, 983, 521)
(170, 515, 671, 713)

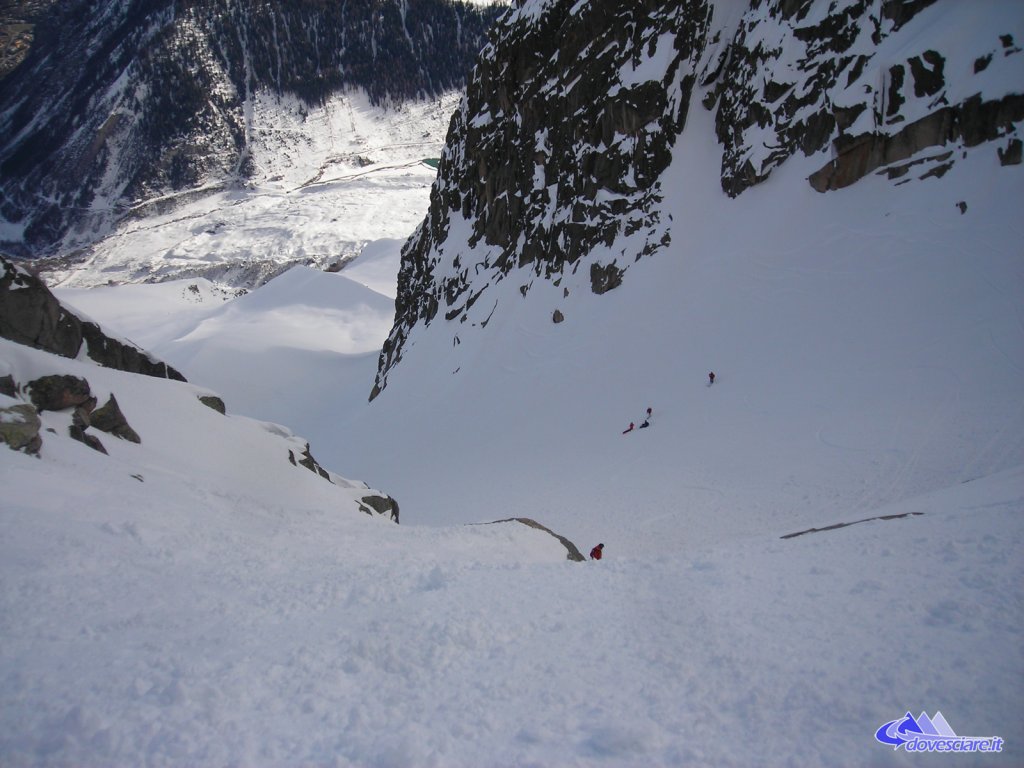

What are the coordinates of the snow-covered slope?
(36, 69, 1024, 765)
(4, 0, 1023, 764)
(57, 241, 401, 422)
(2, 365, 1021, 765)
(87, 87, 1023, 558)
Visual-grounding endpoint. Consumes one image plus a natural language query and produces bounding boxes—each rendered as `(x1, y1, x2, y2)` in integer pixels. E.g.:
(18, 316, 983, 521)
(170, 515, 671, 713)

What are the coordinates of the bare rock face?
(0, 255, 186, 380)
(68, 421, 107, 455)
(288, 443, 334, 482)
(590, 262, 625, 296)
(809, 93, 1024, 192)
(198, 395, 227, 415)
(90, 393, 141, 444)
(0, 256, 81, 357)
(1, 373, 18, 398)
(27, 374, 94, 412)
(707, 1, 1023, 195)
(359, 494, 401, 524)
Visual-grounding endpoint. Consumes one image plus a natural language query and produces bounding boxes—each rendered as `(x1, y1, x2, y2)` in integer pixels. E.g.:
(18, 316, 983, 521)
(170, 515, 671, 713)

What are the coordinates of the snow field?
(3, 432, 1020, 765)
(5, 4, 1023, 763)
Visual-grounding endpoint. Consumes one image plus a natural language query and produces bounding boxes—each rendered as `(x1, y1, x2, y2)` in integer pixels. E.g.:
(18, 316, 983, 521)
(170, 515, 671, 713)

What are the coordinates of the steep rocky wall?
(704, 0, 1022, 195)
(0, 256, 185, 380)
(373, 0, 714, 397)
(372, 0, 1022, 398)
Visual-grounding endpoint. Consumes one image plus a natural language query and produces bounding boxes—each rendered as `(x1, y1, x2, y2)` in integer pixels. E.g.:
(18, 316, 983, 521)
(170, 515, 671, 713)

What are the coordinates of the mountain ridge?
(0, 0, 503, 258)
(371, 0, 1023, 399)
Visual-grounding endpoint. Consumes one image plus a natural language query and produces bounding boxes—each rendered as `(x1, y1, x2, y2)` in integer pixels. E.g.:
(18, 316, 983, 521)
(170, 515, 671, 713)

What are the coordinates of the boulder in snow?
(28, 374, 94, 412)
(359, 494, 401, 523)
(0, 402, 42, 456)
(90, 394, 141, 444)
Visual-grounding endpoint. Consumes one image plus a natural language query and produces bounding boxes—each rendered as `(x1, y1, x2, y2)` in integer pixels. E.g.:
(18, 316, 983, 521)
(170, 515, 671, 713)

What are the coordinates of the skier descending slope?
(623, 408, 653, 434)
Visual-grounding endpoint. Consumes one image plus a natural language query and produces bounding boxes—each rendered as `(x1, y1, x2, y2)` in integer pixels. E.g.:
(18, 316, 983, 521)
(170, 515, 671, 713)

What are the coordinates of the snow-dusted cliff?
(372, 0, 1023, 398)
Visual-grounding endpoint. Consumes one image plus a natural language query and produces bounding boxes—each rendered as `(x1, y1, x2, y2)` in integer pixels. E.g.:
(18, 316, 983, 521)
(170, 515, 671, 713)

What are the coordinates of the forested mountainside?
(0, 0, 503, 256)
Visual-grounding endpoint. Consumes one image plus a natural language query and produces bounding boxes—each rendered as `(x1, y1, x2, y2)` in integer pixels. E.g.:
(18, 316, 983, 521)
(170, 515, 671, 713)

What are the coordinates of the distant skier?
(640, 407, 652, 428)
(590, 543, 604, 560)
(708, 371, 715, 386)
(622, 422, 635, 434)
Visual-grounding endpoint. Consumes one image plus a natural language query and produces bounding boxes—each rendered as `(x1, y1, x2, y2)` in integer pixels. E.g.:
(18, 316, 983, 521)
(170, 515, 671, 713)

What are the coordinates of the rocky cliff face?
(371, 0, 1023, 398)
(0, 255, 185, 379)
(0, 0, 501, 256)
(705, 0, 1024, 195)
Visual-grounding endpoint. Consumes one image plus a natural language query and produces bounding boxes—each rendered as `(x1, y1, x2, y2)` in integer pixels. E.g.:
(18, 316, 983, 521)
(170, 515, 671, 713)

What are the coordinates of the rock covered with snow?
(706, 0, 1024, 194)
(0, 400, 42, 455)
(0, 255, 185, 380)
(374, 0, 710, 395)
(1, 254, 395, 513)
(0, 327, 398, 518)
(372, 0, 1023, 397)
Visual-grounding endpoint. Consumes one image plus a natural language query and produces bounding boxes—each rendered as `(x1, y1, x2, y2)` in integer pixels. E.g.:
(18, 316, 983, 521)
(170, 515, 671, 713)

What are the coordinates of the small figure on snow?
(640, 407, 652, 428)
(708, 371, 715, 386)
(622, 422, 635, 434)
(590, 543, 604, 560)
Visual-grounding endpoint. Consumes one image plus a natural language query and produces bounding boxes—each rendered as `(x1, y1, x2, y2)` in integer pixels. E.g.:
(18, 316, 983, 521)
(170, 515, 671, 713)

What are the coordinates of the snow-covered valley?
(2, 0, 1023, 765)
(45, 91, 461, 290)
(20, 101, 1021, 765)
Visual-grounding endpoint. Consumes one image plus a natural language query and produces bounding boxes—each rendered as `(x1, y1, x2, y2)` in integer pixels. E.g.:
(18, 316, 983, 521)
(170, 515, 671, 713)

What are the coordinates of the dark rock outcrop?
(0, 256, 81, 357)
(0, 255, 186, 380)
(707, 0, 1023, 196)
(998, 137, 1022, 166)
(589, 262, 625, 296)
(359, 494, 401, 523)
(27, 374, 93, 412)
(810, 94, 1024, 192)
(0, 402, 42, 455)
(198, 394, 226, 415)
(90, 393, 141, 444)
(80, 321, 185, 381)
(289, 443, 332, 482)
(68, 422, 107, 455)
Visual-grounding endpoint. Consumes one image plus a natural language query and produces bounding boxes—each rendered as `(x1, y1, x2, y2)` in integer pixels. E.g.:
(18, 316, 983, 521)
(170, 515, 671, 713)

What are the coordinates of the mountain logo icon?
(875, 711, 1004, 754)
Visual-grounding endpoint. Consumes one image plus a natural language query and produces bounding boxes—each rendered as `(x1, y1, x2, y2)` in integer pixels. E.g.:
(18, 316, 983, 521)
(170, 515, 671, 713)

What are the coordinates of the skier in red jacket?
(590, 543, 604, 560)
